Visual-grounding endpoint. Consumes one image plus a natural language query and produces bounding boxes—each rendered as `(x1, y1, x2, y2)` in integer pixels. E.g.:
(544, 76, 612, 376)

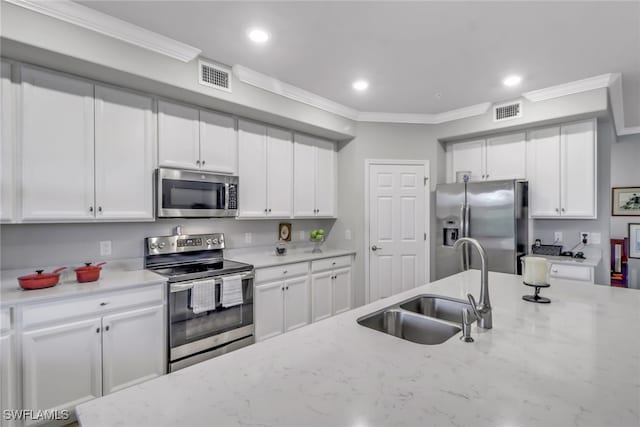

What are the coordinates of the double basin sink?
(357, 295, 472, 345)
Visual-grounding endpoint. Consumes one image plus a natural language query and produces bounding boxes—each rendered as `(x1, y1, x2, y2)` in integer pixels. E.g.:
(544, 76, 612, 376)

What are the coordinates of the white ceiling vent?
(493, 101, 522, 122)
(198, 60, 231, 92)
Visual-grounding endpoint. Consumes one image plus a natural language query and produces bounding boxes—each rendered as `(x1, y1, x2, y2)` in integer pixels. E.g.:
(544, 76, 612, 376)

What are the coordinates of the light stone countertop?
(0, 268, 166, 307)
(225, 246, 356, 269)
(76, 270, 640, 427)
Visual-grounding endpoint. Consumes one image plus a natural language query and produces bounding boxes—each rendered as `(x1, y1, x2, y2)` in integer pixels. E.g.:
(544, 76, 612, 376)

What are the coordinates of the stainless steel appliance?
(144, 232, 254, 372)
(157, 167, 238, 218)
(435, 179, 528, 279)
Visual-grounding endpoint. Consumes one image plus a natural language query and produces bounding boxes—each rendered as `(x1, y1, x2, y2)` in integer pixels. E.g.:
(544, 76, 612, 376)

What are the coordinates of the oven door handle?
(170, 271, 255, 293)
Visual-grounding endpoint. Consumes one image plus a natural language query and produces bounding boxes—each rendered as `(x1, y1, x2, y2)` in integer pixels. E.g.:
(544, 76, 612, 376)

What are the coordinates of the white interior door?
(266, 127, 293, 217)
(368, 162, 427, 301)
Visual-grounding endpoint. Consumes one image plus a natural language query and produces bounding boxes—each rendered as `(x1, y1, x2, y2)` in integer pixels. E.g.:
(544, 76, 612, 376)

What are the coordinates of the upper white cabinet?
(199, 110, 237, 174)
(238, 120, 293, 218)
(21, 66, 95, 221)
(157, 101, 199, 170)
(1, 61, 15, 222)
(448, 133, 526, 182)
(158, 100, 237, 174)
(293, 134, 337, 217)
(94, 85, 154, 220)
(528, 120, 596, 218)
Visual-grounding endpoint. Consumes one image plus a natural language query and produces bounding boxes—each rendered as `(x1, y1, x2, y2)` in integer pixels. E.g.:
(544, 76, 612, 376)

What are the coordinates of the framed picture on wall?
(629, 224, 640, 259)
(611, 187, 640, 216)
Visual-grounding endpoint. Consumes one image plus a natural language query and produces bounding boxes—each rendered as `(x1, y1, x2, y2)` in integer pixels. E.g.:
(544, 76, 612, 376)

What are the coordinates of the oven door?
(157, 168, 238, 218)
(169, 272, 254, 369)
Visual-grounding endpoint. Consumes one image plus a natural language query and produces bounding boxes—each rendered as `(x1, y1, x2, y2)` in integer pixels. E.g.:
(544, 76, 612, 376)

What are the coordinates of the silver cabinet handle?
(96, 328, 100, 333)
(482, 174, 485, 179)
(264, 208, 267, 213)
(268, 209, 272, 212)
(98, 206, 102, 213)
(89, 206, 94, 213)
(371, 245, 381, 251)
(201, 160, 206, 165)
(105, 325, 110, 331)
(100, 302, 108, 306)
(485, 174, 489, 179)
(556, 208, 559, 212)
(283, 270, 288, 274)
(196, 160, 200, 165)
(561, 208, 565, 212)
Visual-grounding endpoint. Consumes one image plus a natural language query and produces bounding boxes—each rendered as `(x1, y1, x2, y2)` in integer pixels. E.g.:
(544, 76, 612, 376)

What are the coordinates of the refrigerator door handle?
(460, 204, 470, 270)
(464, 204, 471, 268)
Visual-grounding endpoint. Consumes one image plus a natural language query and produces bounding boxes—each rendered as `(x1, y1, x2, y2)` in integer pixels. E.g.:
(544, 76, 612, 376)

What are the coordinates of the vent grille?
(493, 101, 522, 121)
(198, 60, 231, 92)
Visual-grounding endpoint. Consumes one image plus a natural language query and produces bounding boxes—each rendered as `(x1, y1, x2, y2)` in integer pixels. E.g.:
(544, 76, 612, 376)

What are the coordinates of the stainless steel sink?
(357, 309, 461, 345)
(399, 294, 472, 324)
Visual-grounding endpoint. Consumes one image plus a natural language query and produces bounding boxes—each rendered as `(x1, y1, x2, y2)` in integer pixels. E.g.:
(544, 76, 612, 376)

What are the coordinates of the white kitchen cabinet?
(254, 263, 310, 342)
(1, 307, 16, 427)
(22, 317, 103, 424)
(157, 100, 200, 170)
(238, 120, 293, 218)
(310, 271, 333, 322)
(199, 110, 237, 174)
(1, 61, 15, 223)
(528, 120, 596, 218)
(549, 263, 594, 284)
(448, 133, 525, 182)
(20, 66, 95, 221)
(102, 305, 164, 395)
(293, 134, 337, 217)
(94, 85, 154, 220)
(332, 267, 352, 315)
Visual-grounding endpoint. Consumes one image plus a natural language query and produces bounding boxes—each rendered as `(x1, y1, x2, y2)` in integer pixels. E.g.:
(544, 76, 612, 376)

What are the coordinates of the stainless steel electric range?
(144, 232, 254, 372)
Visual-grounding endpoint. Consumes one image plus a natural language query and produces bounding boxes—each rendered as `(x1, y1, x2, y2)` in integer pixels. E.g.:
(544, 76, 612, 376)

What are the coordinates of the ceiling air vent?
(198, 60, 231, 92)
(493, 101, 522, 122)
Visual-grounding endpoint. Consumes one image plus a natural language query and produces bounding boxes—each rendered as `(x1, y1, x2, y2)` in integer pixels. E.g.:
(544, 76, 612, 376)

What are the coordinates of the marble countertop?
(77, 270, 639, 427)
(226, 246, 356, 269)
(0, 268, 166, 307)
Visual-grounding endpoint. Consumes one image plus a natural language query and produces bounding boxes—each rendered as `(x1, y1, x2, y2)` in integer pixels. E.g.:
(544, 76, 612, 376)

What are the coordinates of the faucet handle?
(460, 307, 474, 343)
(467, 293, 481, 318)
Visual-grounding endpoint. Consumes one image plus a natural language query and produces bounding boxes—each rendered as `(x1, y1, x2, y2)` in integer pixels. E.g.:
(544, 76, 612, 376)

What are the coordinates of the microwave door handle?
(225, 182, 230, 210)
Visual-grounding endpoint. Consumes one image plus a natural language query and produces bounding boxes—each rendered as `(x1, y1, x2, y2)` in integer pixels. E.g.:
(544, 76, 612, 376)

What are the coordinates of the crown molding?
(4, 0, 202, 62)
(233, 64, 359, 120)
(357, 102, 491, 124)
(521, 73, 615, 102)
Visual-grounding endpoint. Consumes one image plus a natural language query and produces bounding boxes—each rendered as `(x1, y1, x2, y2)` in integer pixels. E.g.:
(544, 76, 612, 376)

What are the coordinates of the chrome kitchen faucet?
(453, 237, 492, 330)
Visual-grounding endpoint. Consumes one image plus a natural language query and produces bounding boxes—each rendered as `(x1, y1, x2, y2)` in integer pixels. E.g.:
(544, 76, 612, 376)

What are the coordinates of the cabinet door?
(449, 139, 484, 182)
(1, 333, 16, 427)
(561, 120, 596, 217)
(158, 100, 199, 170)
(102, 305, 165, 395)
(21, 66, 95, 220)
(254, 281, 284, 341)
(293, 135, 317, 217)
(485, 133, 526, 181)
(266, 127, 293, 217)
(311, 271, 333, 323)
(238, 120, 267, 218)
(95, 85, 154, 220)
(332, 267, 352, 315)
(283, 275, 310, 332)
(1, 61, 14, 222)
(528, 127, 561, 217)
(315, 138, 337, 217)
(22, 318, 102, 422)
(199, 110, 237, 174)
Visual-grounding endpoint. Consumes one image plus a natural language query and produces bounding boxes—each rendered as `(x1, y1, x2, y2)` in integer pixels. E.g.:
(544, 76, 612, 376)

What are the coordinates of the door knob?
(371, 245, 381, 251)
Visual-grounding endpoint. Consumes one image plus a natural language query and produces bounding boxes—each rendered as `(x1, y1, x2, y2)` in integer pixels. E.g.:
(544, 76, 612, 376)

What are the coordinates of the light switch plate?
(591, 232, 601, 245)
(345, 229, 352, 240)
(99, 241, 112, 256)
(298, 230, 305, 240)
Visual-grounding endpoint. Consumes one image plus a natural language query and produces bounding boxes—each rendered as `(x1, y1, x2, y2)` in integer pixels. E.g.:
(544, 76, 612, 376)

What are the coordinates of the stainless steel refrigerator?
(435, 179, 528, 280)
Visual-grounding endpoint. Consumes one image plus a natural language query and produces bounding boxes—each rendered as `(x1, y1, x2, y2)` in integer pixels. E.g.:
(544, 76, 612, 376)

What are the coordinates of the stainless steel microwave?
(157, 168, 238, 218)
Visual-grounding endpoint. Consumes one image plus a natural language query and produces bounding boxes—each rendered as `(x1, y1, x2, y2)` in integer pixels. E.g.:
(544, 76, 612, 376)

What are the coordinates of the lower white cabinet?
(254, 273, 310, 342)
(19, 287, 165, 424)
(549, 263, 594, 284)
(311, 266, 352, 321)
(1, 309, 17, 427)
(332, 267, 352, 315)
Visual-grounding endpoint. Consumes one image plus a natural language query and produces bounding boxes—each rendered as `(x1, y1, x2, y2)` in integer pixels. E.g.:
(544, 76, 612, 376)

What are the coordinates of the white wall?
(610, 132, 640, 288)
(0, 219, 334, 270)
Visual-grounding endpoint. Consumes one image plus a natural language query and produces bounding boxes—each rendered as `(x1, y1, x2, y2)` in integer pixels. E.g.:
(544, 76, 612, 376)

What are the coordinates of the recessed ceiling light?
(503, 75, 522, 87)
(352, 80, 369, 91)
(248, 28, 270, 43)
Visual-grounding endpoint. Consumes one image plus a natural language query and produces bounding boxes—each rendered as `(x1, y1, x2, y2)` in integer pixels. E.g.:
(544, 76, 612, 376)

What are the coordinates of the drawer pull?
(100, 302, 109, 306)
(105, 325, 110, 331)
(283, 270, 288, 274)
(96, 327, 100, 333)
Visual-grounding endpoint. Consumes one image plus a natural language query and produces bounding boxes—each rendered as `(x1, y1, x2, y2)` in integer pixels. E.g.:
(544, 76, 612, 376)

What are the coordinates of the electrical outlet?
(99, 241, 112, 256)
(244, 233, 252, 244)
(345, 229, 352, 241)
(298, 230, 305, 240)
(580, 232, 591, 245)
(591, 232, 601, 245)
(554, 232, 563, 243)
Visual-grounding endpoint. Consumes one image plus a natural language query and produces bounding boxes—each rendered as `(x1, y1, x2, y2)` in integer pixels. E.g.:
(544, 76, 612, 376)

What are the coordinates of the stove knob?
(206, 239, 212, 245)
(158, 242, 166, 249)
(212, 238, 218, 245)
(150, 243, 157, 250)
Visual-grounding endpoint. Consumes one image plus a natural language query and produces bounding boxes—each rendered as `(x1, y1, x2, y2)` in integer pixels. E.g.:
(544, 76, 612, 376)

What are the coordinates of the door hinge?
(424, 177, 428, 185)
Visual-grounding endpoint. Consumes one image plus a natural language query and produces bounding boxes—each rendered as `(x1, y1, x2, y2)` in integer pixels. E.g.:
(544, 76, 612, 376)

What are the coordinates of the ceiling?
(78, 1, 640, 125)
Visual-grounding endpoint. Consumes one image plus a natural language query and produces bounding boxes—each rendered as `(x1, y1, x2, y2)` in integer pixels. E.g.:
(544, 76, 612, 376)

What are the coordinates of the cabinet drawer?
(312, 256, 352, 272)
(255, 262, 308, 284)
(22, 284, 163, 329)
(0, 307, 12, 332)
(549, 264, 592, 282)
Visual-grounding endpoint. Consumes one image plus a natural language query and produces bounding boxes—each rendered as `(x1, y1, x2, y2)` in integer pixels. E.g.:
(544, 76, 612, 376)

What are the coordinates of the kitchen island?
(76, 270, 640, 427)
